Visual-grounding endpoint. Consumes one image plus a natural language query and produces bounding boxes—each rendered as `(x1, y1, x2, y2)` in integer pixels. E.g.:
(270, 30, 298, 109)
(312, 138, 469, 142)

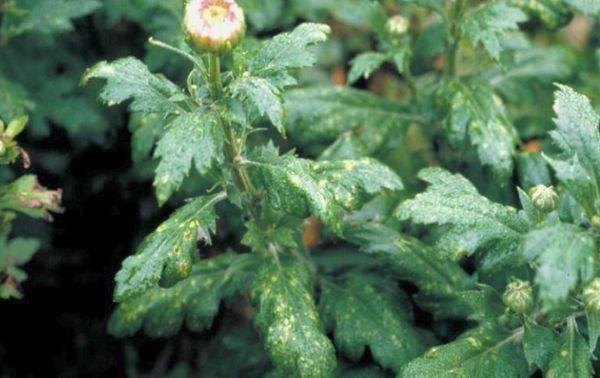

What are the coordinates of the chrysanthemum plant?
(86, 0, 600, 376)
(0, 116, 62, 299)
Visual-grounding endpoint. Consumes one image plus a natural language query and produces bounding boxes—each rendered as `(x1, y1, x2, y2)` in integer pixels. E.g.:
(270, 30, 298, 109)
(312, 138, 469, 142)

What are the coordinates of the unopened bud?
(503, 279, 534, 314)
(583, 278, 600, 313)
(387, 15, 409, 36)
(529, 184, 558, 213)
(184, 0, 246, 53)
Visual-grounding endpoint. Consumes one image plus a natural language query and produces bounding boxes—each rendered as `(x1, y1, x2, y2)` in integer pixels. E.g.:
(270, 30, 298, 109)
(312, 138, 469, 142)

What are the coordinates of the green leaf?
(319, 273, 430, 372)
(461, 2, 527, 60)
(285, 86, 413, 146)
(585, 309, 600, 352)
(153, 111, 225, 205)
(230, 76, 285, 134)
(348, 52, 388, 84)
(523, 221, 597, 307)
(398, 325, 529, 377)
(114, 193, 225, 301)
(0, 175, 62, 219)
(250, 259, 337, 377)
(250, 150, 403, 234)
(344, 223, 496, 320)
(547, 319, 593, 377)
(396, 168, 528, 270)
(0, 236, 40, 299)
(109, 252, 256, 338)
(1, 0, 102, 41)
(440, 80, 518, 177)
(523, 323, 558, 372)
(508, 0, 572, 29)
(565, 0, 600, 15)
(247, 23, 330, 87)
(0, 73, 32, 121)
(84, 57, 185, 116)
(544, 85, 600, 218)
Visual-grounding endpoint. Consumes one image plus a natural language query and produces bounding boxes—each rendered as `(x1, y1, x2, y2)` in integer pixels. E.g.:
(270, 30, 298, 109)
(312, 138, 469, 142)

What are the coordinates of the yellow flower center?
(202, 5, 228, 26)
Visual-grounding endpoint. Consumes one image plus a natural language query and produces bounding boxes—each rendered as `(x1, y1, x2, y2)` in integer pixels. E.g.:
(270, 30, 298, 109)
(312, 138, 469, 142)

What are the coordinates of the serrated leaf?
(523, 221, 597, 307)
(397, 168, 528, 270)
(0, 235, 40, 299)
(250, 259, 337, 377)
(109, 252, 256, 338)
(343, 223, 499, 320)
(399, 325, 529, 378)
(84, 57, 185, 116)
(461, 2, 527, 60)
(585, 309, 600, 352)
(348, 52, 388, 84)
(508, 0, 572, 29)
(285, 86, 413, 147)
(153, 111, 225, 205)
(544, 85, 600, 218)
(440, 80, 518, 177)
(249, 151, 402, 234)
(547, 319, 593, 377)
(230, 76, 285, 134)
(523, 323, 558, 372)
(247, 23, 330, 88)
(1, 0, 102, 41)
(319, 273, 430, 372)
(0, 73, 32, 121)
(114, 193, 225, 301)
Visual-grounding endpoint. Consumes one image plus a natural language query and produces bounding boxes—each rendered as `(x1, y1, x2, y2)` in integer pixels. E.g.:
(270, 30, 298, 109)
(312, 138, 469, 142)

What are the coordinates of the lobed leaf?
(249, 150, 403, 234)
(440, 80, 518, 178)
(398, 325, 529, 377)
(229, 76, 285, 134)
(250, 259, 337, 377)
(319, 273, 431, 372)
(347, 52, 388, 84)
(523, 221, 597, 307)
(114, 193, 225, 301)
(461, 2, 527, 60)
(83, 57, 185, 116)
(109, 252, 256, 338)
(546, 319, 593, 377)
(396, 168, 528, 270)
(153, 111, 225, 205)
(523, 323, 558, 372)
(544, 85, 600, 218)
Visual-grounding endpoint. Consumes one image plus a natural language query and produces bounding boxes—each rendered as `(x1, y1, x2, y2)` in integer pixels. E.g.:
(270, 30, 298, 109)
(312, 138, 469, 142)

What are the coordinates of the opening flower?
(184, 0, 246, 53)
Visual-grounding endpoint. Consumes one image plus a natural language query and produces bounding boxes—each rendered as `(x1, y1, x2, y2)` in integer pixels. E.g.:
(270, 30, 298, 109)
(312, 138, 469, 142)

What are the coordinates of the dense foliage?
(2, 0, 600, 376)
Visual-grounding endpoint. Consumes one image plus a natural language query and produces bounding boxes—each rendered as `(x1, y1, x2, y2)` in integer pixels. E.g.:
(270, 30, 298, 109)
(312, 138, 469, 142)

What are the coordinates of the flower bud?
(503, 279, 534, 314)
(583, 278, 600, 313)
(183, 0, 246, 53)
(529, 184, 558, 213)
(387, 15, 409, 36)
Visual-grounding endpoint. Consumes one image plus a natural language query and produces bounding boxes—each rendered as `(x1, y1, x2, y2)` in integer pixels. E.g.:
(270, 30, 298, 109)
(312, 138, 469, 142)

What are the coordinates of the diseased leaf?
(0, 236, 40, 299)
(0, 0, 102, 41)
(83, 57, 185, 116)
(114, 193, 225, 301)
(399, 325, 529, 377)
(230, 76, 285, 134)
(440, 80, 518, 177)
(286, 86, 413, 147)
(461, 2, 527, 60)
(0, 73, 32, 121)
(249, 149, 402, 234)
(396, 168, 528, 270)
(348, 52, 388, 84)
(109, 252, 256, 338)
(508, 0, 572, 29)
(523, 323, 558, 372)
(343, 223, 501, 321)
(247, 23, 330, 88)
(544, 85, 600, 218)
(547, 319, 593, 377)
(319, 273, 430, 372)
(153, 111, 225, 205)
(250, 259, 337, 377)
(585, 309, 600, 352)
(523, 221, 597, 307)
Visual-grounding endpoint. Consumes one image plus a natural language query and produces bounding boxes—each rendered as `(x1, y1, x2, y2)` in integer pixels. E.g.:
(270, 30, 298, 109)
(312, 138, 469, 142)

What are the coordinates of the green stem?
(445, 0, 467, 78)
(208, 53, 223, 100)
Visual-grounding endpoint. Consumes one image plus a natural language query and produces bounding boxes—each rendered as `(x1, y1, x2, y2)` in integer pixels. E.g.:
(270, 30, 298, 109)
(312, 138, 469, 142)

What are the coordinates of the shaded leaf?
(348, 52, 388, 84)
(547, 318, 593, 377)
(523, 323, 558, 372)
